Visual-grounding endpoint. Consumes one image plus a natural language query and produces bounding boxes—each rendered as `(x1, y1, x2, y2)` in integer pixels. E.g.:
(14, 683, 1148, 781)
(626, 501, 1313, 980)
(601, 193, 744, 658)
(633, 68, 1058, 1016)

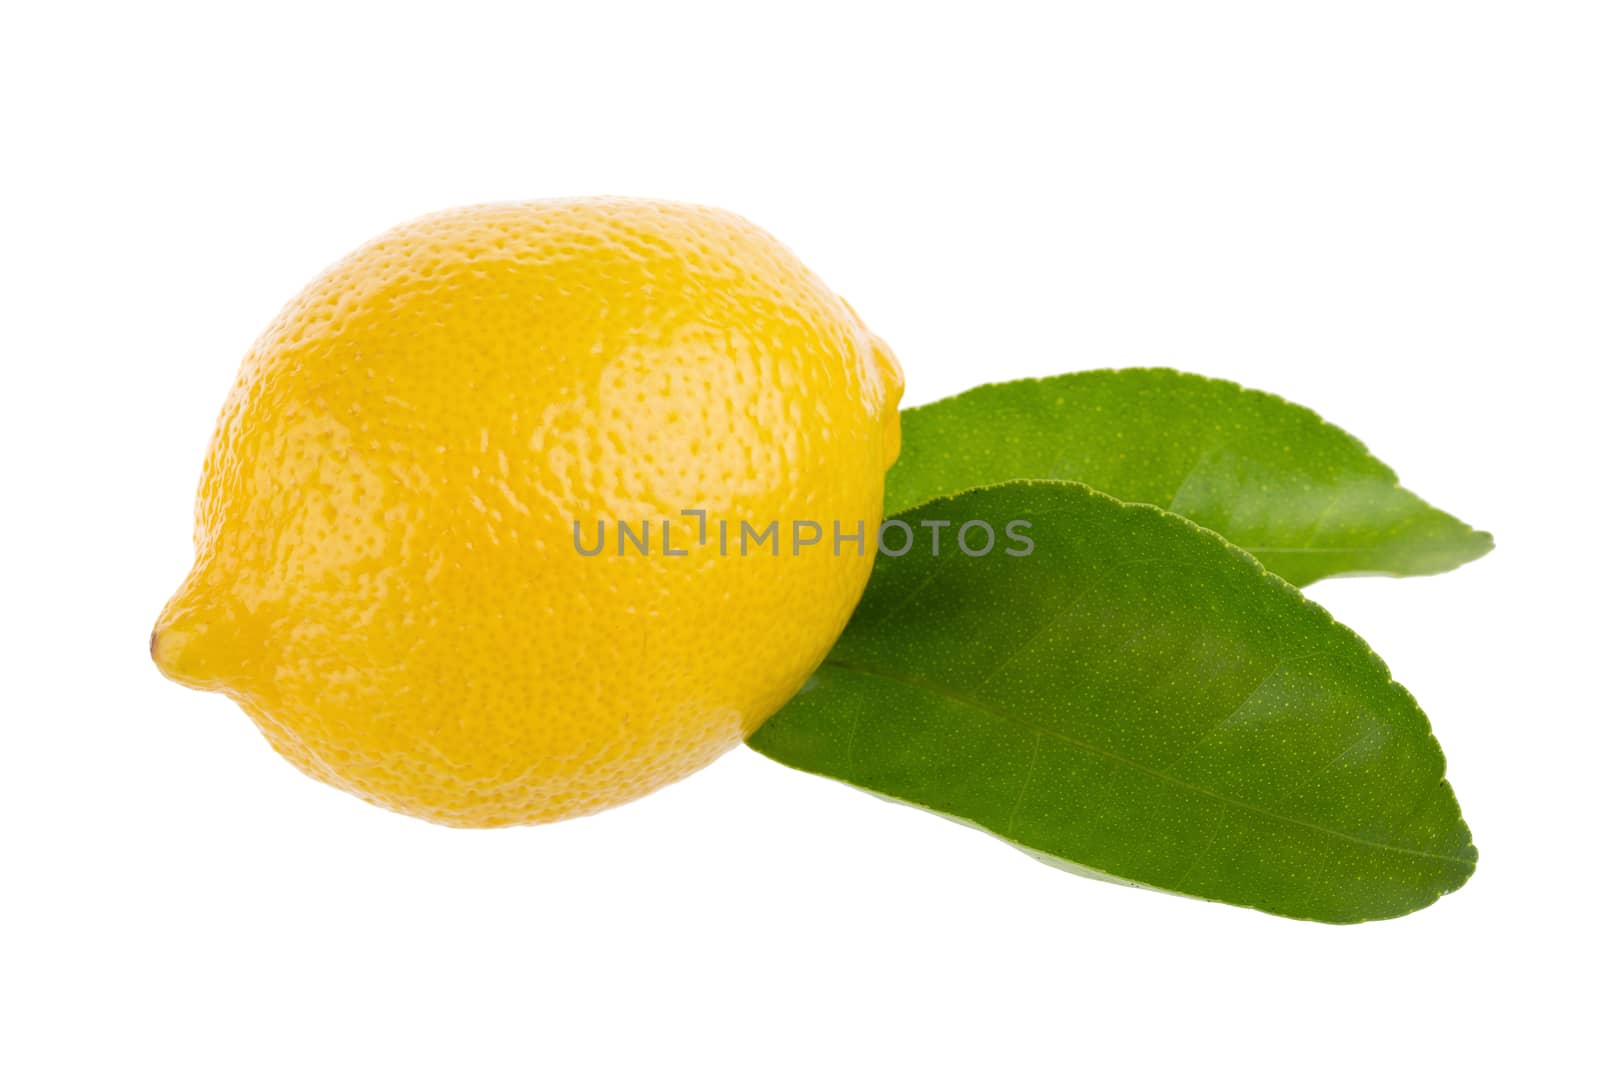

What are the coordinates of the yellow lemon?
(152, 198, 903, 827)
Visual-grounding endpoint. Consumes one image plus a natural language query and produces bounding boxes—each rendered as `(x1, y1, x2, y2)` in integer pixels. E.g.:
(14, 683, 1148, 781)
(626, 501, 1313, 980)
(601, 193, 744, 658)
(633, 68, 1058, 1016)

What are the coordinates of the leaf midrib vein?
(817, 658, 1472, 869)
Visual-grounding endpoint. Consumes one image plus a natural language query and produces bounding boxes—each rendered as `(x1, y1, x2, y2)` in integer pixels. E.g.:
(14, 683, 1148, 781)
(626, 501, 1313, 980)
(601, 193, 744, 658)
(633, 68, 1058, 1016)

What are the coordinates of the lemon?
(152, 198, 903, 827)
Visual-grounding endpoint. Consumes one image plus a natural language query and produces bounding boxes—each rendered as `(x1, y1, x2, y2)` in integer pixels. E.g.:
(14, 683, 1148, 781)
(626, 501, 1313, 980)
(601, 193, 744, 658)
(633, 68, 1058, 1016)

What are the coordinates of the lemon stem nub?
(150, 579, 235, 692)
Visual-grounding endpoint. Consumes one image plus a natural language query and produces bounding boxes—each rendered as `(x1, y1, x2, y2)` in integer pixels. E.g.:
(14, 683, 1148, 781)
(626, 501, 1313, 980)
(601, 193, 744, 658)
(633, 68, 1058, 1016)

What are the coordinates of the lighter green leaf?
(750, 481, 1475, 922)
(885, 369, 1492, 585)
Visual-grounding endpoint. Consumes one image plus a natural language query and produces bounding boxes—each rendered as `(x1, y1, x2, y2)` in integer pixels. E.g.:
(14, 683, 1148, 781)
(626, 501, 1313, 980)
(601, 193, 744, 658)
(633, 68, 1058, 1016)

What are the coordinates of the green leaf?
(885, 369, 1492, 585)
(750, 481, 1475, 922)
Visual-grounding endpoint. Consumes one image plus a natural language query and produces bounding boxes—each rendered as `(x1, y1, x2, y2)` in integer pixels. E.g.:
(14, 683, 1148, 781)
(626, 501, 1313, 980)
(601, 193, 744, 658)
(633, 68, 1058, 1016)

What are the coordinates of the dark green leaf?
(751, 481, 1475, 922)
(885, 369, 1492, 585)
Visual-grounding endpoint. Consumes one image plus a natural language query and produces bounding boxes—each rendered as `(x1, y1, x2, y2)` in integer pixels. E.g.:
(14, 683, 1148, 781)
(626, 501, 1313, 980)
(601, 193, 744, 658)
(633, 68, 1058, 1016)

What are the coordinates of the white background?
(5, 2, 1597, 1063)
